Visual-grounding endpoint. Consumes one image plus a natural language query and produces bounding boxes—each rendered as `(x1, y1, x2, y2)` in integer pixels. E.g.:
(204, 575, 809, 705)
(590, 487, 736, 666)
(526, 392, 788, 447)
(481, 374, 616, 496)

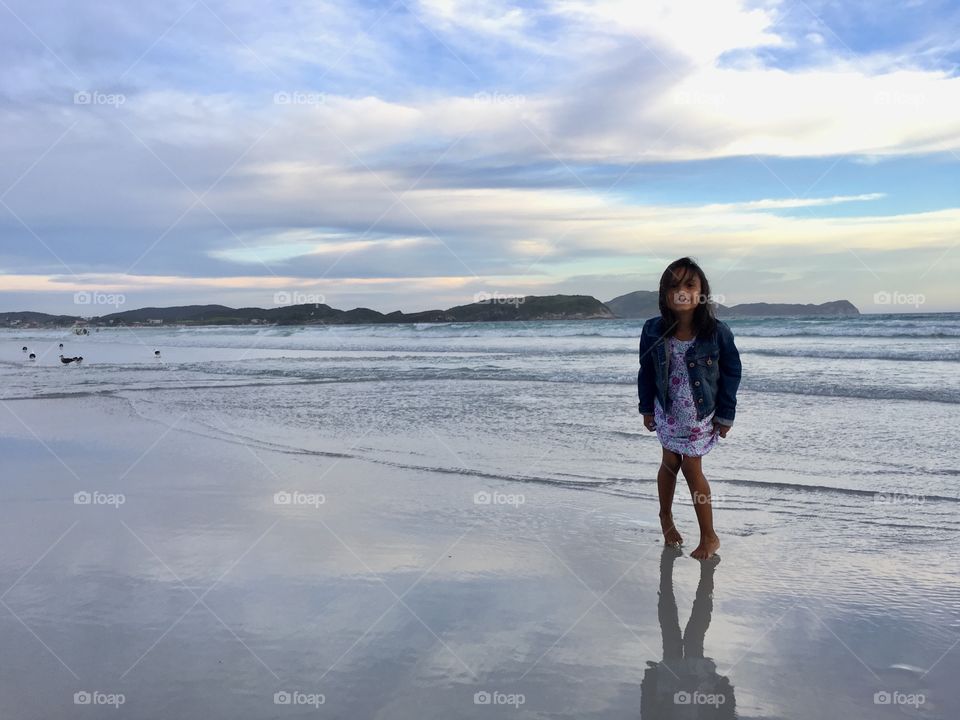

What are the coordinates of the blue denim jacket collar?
(638, 315, 738, 426)
(647, 316, 719, 356)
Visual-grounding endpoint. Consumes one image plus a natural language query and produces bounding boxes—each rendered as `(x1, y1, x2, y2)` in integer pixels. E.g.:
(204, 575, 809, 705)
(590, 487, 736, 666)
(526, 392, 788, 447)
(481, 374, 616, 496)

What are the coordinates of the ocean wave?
(732, 329, 960, 338)
(7, 315, 959, 353)
(116, 400, 960, 521)
(747, 348, 960, 362)
(4, 360, 957, 405)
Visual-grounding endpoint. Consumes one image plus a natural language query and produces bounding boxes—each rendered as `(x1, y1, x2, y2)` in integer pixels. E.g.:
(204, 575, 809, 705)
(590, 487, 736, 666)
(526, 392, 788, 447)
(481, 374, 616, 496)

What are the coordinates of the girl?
(637, 258, 742, 560)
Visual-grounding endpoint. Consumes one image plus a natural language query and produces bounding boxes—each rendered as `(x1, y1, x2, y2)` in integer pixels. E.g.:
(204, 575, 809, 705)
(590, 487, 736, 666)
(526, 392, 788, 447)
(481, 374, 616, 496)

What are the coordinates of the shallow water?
(3, 315, 958, 549)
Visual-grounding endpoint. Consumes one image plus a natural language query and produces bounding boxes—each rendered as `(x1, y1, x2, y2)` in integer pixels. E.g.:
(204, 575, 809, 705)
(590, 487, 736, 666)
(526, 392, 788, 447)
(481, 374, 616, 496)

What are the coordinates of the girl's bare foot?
(690, 533, 720, 559)
(659, 511, 683, 546)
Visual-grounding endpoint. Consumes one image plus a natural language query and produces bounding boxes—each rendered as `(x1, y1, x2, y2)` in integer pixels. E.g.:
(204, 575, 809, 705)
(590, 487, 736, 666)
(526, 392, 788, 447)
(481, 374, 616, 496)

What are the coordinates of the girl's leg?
(658, 447, 683, 546)
(679, 455, 720, 559)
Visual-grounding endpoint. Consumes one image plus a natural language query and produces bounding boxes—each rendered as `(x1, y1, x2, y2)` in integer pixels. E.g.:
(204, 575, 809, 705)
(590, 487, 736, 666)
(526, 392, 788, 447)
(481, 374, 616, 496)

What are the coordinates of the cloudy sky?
(1, 0, 958, 314)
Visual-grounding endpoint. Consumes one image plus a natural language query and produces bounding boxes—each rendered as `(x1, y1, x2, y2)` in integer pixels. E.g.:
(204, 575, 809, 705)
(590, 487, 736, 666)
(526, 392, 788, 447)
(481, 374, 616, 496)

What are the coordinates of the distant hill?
(605, 291, 859, 318)
(0, 293, 864, 327)
(605, 291, 662, 319)
(719, 300, 859, 318)
(0, 310, 85, 325)
(101, 304, 253, 323)
(438, 295, 613, 322)
(0, 295, 615, 327)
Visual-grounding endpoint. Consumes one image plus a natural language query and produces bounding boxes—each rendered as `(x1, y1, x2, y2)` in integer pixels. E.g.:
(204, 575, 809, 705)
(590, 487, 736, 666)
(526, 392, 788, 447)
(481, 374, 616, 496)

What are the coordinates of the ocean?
(3, 312, 958, 550)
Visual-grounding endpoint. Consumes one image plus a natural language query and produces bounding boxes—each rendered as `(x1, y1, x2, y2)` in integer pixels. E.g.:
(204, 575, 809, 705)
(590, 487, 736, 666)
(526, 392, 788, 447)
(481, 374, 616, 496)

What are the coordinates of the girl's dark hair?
(658, 257, 717, 338)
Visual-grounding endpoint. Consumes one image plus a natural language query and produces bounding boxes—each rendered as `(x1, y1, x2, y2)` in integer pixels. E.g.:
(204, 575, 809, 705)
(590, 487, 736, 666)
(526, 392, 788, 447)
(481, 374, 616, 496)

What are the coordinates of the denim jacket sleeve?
(637, 320, 656, 416)
(713, 320, 742, 427)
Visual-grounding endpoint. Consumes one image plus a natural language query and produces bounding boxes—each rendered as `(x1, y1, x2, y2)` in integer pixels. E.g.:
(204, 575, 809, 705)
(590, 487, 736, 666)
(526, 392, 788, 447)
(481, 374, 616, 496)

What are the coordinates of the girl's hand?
(713, 420, 731, 438)
(643, 414, 656, 431)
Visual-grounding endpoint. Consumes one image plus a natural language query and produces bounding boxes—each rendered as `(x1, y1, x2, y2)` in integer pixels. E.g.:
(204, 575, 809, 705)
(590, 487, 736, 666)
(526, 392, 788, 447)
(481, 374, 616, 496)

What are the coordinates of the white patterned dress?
(654, 336, 719, 457)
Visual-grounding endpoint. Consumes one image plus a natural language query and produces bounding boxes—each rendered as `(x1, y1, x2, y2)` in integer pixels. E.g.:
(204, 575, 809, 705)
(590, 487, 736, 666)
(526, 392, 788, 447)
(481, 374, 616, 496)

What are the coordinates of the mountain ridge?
(605, 291, 860, 319)
(0, 293, 862, 327)
(0, 294, 615, 327)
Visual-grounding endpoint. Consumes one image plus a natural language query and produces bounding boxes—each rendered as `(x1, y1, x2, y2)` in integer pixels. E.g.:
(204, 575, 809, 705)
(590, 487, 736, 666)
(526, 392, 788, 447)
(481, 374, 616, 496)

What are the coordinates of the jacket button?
(688, 362, 695, 367)
(706, 359, 712, 365)
(694, 381, 700, 386)
(698, 398, 703, 403)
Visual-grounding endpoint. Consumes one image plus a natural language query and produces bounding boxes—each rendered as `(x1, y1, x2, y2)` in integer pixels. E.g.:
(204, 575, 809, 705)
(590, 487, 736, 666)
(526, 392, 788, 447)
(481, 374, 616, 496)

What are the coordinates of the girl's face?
(666, 268, 702, 313)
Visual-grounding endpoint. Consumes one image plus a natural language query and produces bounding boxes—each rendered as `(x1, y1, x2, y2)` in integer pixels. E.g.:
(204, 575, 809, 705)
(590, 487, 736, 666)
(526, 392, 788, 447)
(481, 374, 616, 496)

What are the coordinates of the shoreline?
(1, 395, 956, 718)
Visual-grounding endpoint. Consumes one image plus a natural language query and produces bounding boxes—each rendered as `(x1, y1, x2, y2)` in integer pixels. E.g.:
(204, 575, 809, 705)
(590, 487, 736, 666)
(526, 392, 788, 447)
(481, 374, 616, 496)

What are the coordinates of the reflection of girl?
(640, 547, 736, 719)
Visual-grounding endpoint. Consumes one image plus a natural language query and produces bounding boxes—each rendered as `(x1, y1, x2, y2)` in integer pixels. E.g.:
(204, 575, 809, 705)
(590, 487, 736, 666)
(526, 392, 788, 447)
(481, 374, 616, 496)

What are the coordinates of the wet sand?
(0, 395, 957, 719)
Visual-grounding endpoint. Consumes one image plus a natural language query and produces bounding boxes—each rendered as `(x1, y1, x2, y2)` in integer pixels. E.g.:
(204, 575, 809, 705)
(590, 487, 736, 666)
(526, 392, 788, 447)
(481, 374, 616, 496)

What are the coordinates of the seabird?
(21, 346, 28, 352)
(28, 353, 36, 360)
(154, 350, 161, 357)
(60, 355, 83, 365)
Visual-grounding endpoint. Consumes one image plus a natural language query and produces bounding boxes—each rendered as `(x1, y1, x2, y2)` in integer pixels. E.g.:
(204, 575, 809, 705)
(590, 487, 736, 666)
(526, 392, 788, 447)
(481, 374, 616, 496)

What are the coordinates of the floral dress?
(654, 336, 719, 457)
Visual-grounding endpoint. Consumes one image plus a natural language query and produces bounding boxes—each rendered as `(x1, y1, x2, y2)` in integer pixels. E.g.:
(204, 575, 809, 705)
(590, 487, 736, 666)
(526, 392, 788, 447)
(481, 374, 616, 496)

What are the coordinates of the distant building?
(147, 319, 163, 325)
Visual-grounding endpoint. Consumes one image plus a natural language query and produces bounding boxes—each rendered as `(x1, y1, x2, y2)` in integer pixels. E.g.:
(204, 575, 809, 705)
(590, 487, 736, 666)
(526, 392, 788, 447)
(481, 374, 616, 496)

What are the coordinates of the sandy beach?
(4, 0, 960, 713)
(1, 385, 957, 719)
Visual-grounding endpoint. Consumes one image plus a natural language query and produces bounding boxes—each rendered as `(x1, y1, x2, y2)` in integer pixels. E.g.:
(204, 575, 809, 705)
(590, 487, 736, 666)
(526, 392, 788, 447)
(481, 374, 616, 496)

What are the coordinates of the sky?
(1, 0, 959, 315)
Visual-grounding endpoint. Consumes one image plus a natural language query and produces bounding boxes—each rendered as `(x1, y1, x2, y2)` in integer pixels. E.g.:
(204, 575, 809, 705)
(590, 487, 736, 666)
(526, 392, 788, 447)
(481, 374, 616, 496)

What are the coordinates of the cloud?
(701, 193, 885, 211)
(553, 0, 786, 65)
(0, 0, 958, 312)
(209, 230, 432, 264)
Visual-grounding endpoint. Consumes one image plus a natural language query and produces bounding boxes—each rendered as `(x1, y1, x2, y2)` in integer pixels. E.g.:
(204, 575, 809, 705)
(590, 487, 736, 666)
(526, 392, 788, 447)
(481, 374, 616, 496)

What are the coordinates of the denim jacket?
(637, 316, 742, 427)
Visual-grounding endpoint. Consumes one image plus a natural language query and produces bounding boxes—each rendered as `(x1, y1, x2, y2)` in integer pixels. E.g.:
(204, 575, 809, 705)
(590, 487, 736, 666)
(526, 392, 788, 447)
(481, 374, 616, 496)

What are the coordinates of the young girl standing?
(637, 258, 742, 560)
